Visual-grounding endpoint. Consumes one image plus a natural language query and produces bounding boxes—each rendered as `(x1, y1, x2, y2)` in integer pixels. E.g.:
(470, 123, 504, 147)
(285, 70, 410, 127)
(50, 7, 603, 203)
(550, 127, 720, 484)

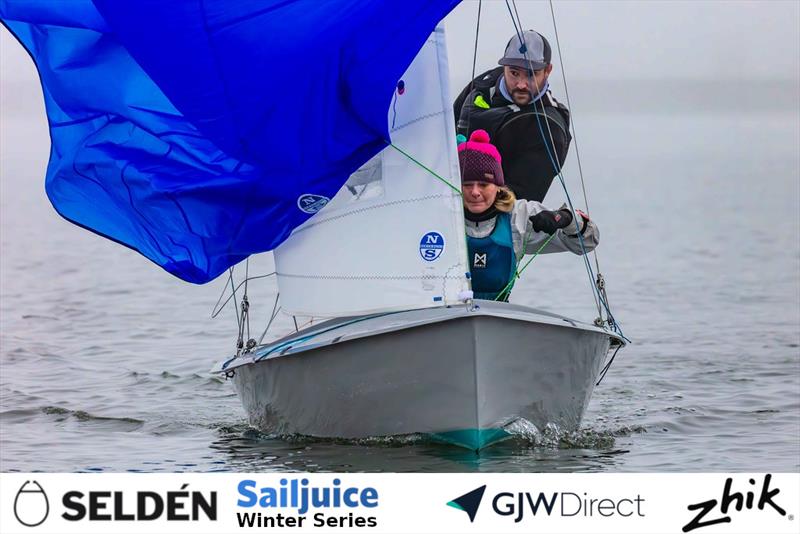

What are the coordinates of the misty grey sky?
(443, 0, 799, 84)
(1, 0, 799, 108)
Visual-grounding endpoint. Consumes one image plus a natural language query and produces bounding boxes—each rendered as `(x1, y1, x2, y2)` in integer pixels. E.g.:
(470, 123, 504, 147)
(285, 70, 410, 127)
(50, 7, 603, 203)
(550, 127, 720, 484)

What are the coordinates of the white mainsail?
(275, 25, 468, 317)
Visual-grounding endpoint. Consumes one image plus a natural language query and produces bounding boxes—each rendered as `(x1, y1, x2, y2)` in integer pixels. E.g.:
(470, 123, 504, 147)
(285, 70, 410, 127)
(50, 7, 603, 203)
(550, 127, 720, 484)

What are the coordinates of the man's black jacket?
(453, 67, 572, 202)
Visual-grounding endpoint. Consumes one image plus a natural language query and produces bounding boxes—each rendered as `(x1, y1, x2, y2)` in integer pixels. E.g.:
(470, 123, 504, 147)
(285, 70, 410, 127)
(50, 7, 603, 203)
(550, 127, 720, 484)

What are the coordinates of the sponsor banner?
(1, 473, 798, 534)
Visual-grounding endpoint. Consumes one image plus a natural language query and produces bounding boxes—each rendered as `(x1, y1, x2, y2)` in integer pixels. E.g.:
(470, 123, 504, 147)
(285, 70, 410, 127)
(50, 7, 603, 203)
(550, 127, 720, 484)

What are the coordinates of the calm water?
(1, 84, 799, 472)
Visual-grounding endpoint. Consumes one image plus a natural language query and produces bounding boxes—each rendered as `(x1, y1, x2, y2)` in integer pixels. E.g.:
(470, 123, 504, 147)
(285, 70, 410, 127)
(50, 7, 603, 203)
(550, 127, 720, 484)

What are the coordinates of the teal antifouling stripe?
(431, 428, 511, 450)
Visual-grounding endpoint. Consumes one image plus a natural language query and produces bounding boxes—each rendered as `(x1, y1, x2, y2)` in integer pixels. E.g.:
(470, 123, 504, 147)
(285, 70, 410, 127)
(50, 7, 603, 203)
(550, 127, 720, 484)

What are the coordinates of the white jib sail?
(275, 25, 469, 317)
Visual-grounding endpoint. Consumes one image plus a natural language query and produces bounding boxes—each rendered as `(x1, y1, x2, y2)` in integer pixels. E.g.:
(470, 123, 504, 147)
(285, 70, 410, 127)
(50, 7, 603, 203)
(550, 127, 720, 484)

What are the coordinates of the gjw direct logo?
(12, 480, 216, 527)
(447, 484, 644, 523)
(447, 485, 486, 522)
(682, 474, 790, 532)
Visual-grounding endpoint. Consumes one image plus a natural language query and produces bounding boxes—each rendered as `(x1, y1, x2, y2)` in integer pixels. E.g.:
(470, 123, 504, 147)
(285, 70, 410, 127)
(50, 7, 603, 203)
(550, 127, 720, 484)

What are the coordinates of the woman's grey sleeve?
(517, 200, 599, 256)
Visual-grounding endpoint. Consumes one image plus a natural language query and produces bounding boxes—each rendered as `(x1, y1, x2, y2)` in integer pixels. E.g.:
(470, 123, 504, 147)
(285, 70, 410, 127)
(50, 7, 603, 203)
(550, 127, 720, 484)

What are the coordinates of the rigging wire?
(504, 0, 626, 340)
(506, 0, 627, 340)
(243, 258, 251, 342)
(470, 0, 483, 89)
(460, 1, 555, 299)
(530, 1, 625, 339)
(504, 5, 630, 394)
(460, 0, 483, 154)
(546, 0, 593, 228)
(504, 0, 601, 317)
(258, 293, 282, 345)
(211, 271, 276, 318)
(211, 267, 280, 355)
(226, 267, 241, 329)
(546, 0, 617, 324)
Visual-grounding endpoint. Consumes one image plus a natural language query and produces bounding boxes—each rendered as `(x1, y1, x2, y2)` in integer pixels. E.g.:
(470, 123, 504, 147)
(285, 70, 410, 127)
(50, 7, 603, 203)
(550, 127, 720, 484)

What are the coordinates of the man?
(454, 30, 571, 202)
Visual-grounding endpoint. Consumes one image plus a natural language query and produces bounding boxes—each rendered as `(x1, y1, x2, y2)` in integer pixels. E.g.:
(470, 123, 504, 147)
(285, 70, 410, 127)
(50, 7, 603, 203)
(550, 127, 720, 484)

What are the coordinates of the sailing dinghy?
(3, 0, 626, 451)
(214, 301, 623, 450)
(211, 27, 625, 450)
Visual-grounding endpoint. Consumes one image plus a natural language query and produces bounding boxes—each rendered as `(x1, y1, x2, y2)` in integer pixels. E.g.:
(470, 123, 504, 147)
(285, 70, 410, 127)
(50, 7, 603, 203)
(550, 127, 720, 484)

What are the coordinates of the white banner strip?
(2, 473, 798, 534)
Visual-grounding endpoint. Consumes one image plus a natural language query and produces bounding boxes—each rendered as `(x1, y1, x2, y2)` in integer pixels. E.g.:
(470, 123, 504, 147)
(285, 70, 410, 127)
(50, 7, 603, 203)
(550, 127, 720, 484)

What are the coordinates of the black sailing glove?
(529, 209, 573, 235)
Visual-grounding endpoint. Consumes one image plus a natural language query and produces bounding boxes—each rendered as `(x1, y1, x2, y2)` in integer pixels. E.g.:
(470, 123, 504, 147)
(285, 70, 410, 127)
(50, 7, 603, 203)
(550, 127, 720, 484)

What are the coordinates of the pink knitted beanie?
(457, 130, 504, 186)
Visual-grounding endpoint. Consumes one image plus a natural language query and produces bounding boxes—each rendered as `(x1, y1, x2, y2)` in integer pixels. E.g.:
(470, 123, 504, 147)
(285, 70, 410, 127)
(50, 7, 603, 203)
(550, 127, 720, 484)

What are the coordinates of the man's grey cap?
(498, 30, 551, 71)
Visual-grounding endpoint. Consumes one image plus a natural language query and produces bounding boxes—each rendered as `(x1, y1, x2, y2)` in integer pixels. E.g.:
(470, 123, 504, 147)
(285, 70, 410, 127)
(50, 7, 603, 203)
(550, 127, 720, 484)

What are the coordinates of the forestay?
(275, 26, 469, 317)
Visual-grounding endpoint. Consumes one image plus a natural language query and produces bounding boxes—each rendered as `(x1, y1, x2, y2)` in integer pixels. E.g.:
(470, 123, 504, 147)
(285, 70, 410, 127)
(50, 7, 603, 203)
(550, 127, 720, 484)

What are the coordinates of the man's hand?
(529, 209, 573, 235)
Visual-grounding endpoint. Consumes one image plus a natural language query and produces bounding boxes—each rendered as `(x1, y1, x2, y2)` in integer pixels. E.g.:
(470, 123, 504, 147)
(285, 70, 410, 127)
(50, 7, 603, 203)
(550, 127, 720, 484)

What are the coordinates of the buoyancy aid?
(466, 212, 518, 301)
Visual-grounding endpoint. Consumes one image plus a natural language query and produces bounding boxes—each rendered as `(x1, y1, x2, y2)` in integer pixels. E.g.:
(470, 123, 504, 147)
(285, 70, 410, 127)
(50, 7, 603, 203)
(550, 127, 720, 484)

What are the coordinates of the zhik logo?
(682, 474, 787, 532)
(447, 485, 486, 523)
(14, 480, 50, 527)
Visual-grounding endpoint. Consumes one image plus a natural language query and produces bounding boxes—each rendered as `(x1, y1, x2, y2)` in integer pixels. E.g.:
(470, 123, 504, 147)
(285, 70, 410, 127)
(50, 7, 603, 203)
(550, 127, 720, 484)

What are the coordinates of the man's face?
(503, 64, 553, 106)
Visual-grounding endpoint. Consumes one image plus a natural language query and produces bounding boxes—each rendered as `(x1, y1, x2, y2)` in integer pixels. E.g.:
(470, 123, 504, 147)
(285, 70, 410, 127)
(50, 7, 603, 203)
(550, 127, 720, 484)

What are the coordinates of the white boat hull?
(216, 301, 624, 450)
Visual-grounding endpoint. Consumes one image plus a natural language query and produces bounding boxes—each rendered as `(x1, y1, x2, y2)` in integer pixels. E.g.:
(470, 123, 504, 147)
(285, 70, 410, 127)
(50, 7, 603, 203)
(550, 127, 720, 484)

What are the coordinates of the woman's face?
(462, 181, 498, 213)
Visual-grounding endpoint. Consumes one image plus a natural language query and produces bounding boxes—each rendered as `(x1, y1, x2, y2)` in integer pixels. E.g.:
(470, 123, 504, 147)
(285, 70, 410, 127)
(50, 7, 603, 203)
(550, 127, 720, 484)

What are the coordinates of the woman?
(458, 130, 599, 301)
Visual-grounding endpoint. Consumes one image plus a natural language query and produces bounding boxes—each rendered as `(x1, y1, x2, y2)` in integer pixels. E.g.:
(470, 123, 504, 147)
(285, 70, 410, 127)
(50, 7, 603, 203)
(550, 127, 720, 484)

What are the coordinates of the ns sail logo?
(419, 231, 445, 262)
(297, 194, 330, 214)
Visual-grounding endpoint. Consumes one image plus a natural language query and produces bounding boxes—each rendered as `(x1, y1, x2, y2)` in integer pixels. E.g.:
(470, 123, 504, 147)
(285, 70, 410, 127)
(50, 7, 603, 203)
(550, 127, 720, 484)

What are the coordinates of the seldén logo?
(447, 485, 486, 522)
(682, 474, 789, 532)
(14, 481, 50, 527)
(62, 484, 216, 522)
(12, 481, 216, 526)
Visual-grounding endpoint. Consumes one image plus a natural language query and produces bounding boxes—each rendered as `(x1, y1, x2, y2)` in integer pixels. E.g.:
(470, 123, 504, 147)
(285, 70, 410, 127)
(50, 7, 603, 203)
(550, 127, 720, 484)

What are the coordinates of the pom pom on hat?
(458, 129, 504, 186)
(469, 129, 490, 143)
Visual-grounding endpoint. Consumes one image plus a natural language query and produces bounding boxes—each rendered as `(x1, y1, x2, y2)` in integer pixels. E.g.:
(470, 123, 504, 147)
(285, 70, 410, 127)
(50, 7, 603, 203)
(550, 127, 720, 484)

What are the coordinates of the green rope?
(389, 143, 462, 195)
(387, 142, 471, 300)
(388, 141, 555, 304)
(495, 232, 556, 301)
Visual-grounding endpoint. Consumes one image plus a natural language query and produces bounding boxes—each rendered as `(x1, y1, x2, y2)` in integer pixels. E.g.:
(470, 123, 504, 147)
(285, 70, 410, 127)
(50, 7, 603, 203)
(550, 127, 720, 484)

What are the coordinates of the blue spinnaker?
(0, 0, 460, 283)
